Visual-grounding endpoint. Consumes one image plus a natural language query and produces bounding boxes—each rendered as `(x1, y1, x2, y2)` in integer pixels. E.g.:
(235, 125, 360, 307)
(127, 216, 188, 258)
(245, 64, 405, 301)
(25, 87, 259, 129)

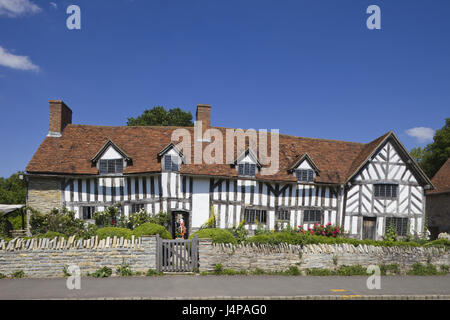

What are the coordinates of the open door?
(170, 211, 190, 239)
(363, 217, 376, 240)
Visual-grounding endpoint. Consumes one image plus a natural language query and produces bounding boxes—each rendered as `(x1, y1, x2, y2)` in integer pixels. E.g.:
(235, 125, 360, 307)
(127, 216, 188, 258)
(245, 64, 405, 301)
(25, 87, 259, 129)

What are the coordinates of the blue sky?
(0, 0, 449, 178)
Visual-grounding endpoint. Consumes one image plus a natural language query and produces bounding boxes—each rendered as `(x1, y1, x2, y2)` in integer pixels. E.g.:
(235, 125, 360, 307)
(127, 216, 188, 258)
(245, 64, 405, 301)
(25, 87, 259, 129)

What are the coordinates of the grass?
(11, 270, 25, 278)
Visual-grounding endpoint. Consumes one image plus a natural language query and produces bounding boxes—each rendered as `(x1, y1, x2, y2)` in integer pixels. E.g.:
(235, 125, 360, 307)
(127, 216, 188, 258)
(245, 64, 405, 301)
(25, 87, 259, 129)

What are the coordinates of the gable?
(100, 146, 124, 160)
(353, 140, 418, 184)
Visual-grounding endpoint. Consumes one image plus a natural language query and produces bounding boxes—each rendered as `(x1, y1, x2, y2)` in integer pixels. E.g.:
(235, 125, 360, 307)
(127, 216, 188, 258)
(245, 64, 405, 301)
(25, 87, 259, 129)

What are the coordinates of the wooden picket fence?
(156, 234, 198, 272)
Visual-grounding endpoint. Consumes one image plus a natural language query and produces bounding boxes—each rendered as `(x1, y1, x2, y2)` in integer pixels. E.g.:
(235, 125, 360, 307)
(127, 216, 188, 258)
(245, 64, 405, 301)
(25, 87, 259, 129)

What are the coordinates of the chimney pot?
(48, 100, 72, 137)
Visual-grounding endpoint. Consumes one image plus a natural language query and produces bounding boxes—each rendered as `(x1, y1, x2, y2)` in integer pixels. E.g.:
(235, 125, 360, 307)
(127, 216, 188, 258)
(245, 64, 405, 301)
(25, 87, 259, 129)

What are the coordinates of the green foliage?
(335, 265, 367, 276)
(407, 263, 440, 276)
(132, 222, 171, 239)
(36, 231, 67, 239)
(379, 264, 400, 275)
(76, 224, 99, 239)
(232, 220, 248, 243)
(284, 266, 301, 275)
(0, 172, 26, 204)
(213, 264, 223, 275)
(96, 227, 132, 240)
(384, 221, 398, 242)
(0, 273, 6, 279)
(251, 268, 266, 275)
(410, 118, 450, 178)
(118, 210, 170, 230)
(11, 270, 25, 278)
(298, 223, 343, 237)
(440, 265, 449, 273)
(91, 267, 112, 278)
(202, 206, 217, 229)
(29, 207, 86, 237)
(127, 106, 194, 127)
(94, 204, 122, 227)
(0, 217, 13, 239)
(62, 266, 71, 277)
(146, 269, 163, 276)
(190, 228, 237, 244)
(116, 260, 133, 277)
(306, 268, 334, 276)
(423, 239, 450, 249)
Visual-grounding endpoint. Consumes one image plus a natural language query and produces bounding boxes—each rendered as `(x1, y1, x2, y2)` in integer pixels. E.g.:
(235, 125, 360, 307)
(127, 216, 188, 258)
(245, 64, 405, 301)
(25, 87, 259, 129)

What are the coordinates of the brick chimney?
(195, 104, 211, 142)
(196, 104, 211, 129)
(48, 100, 72, 137)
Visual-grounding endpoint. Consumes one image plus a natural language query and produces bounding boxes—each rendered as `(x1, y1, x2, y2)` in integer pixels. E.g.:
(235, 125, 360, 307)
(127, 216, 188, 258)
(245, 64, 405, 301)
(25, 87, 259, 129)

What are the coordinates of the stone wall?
(198, 239, 450, 273)
(27, 176, 62, 214)
(0, 236, 156, 278)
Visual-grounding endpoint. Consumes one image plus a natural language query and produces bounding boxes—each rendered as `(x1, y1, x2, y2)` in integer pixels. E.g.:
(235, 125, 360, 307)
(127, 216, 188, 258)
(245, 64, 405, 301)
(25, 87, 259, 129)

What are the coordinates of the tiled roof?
(428, 158, 450, 194)
(26, 124, 393, 184)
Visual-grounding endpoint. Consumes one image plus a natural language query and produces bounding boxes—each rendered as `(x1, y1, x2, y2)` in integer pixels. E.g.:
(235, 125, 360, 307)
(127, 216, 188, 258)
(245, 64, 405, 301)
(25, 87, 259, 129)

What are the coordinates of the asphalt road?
(0, 275, 449, 299)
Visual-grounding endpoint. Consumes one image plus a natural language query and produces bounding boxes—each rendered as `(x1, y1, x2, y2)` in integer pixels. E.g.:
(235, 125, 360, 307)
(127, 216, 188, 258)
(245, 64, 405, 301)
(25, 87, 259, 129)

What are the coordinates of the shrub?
(379, 264, 400, 275)
(29, 207, 86, 237)
(407, 263, 439, 276)
(440, 265, 449, 273)
(251, 268, 266, 275)
(146, 269, 163, 276)
(36, 231, 67, 239)
(306, 268, 334, 276)
(96, 227, 132, 240)
(232, 220, 248, 243)
(116, 260, 133, 277)
(298, 223, 343, 238)
(0, 273, 6, 279)
(335, 265, 367, 276)
(190, 228, 237, 244)
(94, 204, 122, 227)
(117, 210, 170, 230)
(285, 266, 301, 275)
(213, 264, 223, 275)
(132, 222, 171, 239)
(91, 267, 112, 278)
(11, 270, 25, 278)
(423, 239, 450, 249)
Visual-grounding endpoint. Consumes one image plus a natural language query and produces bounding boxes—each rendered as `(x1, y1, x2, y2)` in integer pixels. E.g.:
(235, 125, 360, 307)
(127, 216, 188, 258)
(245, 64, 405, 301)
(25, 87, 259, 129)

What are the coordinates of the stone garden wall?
(0, 235, 156, 278)
(198, 239, 450, 273)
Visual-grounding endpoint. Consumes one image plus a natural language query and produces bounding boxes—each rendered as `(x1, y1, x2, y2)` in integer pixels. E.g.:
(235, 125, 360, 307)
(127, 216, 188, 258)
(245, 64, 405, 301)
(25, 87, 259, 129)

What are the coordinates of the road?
(0, 275, 449, 299)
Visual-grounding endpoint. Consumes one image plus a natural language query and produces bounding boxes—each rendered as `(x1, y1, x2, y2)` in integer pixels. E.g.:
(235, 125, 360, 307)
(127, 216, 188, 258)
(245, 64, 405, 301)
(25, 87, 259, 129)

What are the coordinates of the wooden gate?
(156, 234, 199, 272)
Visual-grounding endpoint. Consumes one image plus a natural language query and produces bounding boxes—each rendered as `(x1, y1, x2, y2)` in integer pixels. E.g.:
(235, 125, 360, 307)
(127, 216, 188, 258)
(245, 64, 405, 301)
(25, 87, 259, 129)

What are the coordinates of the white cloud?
(49, 2, 56, 9)
(0, 0, 41, 17)
(0, 46, 39, 72)
(405, 127, 435, 143)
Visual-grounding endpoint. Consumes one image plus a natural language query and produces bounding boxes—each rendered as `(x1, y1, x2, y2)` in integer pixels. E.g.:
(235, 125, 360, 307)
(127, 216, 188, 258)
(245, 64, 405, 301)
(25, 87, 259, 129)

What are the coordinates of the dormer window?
(91, 139, 130, 175)
(99, 159, 123, 174)
(296, 169, 314, 182)
(238, 163, 256, 177)
(164, 155, 179, 172)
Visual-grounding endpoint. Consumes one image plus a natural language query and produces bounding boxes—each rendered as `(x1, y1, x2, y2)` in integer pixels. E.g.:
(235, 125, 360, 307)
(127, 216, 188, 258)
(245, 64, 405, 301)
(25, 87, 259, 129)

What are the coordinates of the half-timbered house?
(25, 100, 434, 240)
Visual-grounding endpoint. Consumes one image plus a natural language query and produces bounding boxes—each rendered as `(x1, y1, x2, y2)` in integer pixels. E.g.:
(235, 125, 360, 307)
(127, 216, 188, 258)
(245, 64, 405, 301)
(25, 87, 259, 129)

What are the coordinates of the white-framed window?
(385, 217, 408, 236)
(131, 203, 145, 213)
(82, 206, 95, 220)
(238, 163, 256, 177)
(374, 184, 398, 198)
(276, 208, 290, 221)
(164, 155, 179, 172)
(243, 209, 267, 224)
(303, 209, 322, 223)
(99, 159, 123, 174)
(296, 169, 314, 182)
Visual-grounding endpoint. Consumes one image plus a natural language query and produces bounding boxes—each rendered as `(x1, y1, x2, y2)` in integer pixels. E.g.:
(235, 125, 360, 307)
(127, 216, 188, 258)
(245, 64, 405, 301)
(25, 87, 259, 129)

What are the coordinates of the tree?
(127, 106, 194, 127)
(0, 171, 26, 204)
(410, 118, 450, 179)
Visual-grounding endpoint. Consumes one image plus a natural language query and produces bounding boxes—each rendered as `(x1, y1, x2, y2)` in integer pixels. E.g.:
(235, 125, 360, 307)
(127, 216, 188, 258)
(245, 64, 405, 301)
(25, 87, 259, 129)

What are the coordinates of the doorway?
(362, 217, 376, 240)
(170, 211, 190, 239)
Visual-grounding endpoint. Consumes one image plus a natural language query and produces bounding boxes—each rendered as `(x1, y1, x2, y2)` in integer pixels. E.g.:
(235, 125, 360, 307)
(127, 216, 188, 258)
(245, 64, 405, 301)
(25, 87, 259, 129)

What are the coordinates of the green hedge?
(190, 228, 237, 244)
(36, 231, 67, 239)
(95, 227, 133, 240)
(247, 231, 448, 248)
(132, 222, 171, 239)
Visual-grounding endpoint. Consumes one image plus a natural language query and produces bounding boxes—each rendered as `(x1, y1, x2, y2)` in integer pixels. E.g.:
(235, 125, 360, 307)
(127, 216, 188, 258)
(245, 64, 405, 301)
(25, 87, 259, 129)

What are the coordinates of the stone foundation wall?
(0, 236, 156, 278)
(198, 239, 450, 273)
